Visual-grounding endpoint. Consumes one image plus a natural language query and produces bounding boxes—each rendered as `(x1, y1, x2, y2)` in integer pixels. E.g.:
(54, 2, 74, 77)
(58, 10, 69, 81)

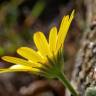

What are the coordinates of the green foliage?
(85, 87, 96, 96)
(0, 0, 47, 55)
(0, 47, 5, 56)
(31, 0, 46, 18)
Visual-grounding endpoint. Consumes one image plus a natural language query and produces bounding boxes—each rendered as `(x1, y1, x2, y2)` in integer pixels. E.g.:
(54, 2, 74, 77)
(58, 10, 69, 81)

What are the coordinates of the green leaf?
(0, 47, 5, 56)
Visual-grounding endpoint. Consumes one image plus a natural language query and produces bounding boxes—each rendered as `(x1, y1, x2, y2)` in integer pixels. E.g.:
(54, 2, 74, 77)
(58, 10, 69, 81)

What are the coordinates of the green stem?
(57, 71, 79, 96)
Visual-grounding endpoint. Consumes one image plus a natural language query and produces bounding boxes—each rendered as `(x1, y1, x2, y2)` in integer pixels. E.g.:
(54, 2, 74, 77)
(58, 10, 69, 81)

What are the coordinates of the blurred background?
(0, 0, 86, 96)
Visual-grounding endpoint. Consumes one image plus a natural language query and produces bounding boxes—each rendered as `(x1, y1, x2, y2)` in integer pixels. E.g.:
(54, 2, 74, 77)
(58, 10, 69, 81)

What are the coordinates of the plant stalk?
(57, 71, 79, 96)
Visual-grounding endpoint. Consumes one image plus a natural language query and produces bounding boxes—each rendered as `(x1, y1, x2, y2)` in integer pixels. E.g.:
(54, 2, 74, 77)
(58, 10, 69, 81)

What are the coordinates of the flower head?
(1, 10, 74, 78)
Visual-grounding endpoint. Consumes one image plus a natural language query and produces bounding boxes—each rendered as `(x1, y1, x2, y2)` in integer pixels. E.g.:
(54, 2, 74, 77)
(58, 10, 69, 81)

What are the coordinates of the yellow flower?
(1, 10, 74, 78)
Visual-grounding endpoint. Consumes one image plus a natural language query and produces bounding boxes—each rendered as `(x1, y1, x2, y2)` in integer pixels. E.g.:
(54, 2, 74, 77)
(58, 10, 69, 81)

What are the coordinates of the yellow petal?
(56, 16, 69, 52)
(37, 51, 47, 62)
(10, 65, 32, 70)
(0, 67, 39, 73)
(0, 68, 31, 73)
(17, 47, 45, 63)
(28, 60, 43, 68)
(34, 32, 51, 57)
(10, 65, 40, 72)
(56, 10, 74, 53)
(69, 10, 75, 24)
(49, 26, 57, 54)
(2, 56, 33, 67)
